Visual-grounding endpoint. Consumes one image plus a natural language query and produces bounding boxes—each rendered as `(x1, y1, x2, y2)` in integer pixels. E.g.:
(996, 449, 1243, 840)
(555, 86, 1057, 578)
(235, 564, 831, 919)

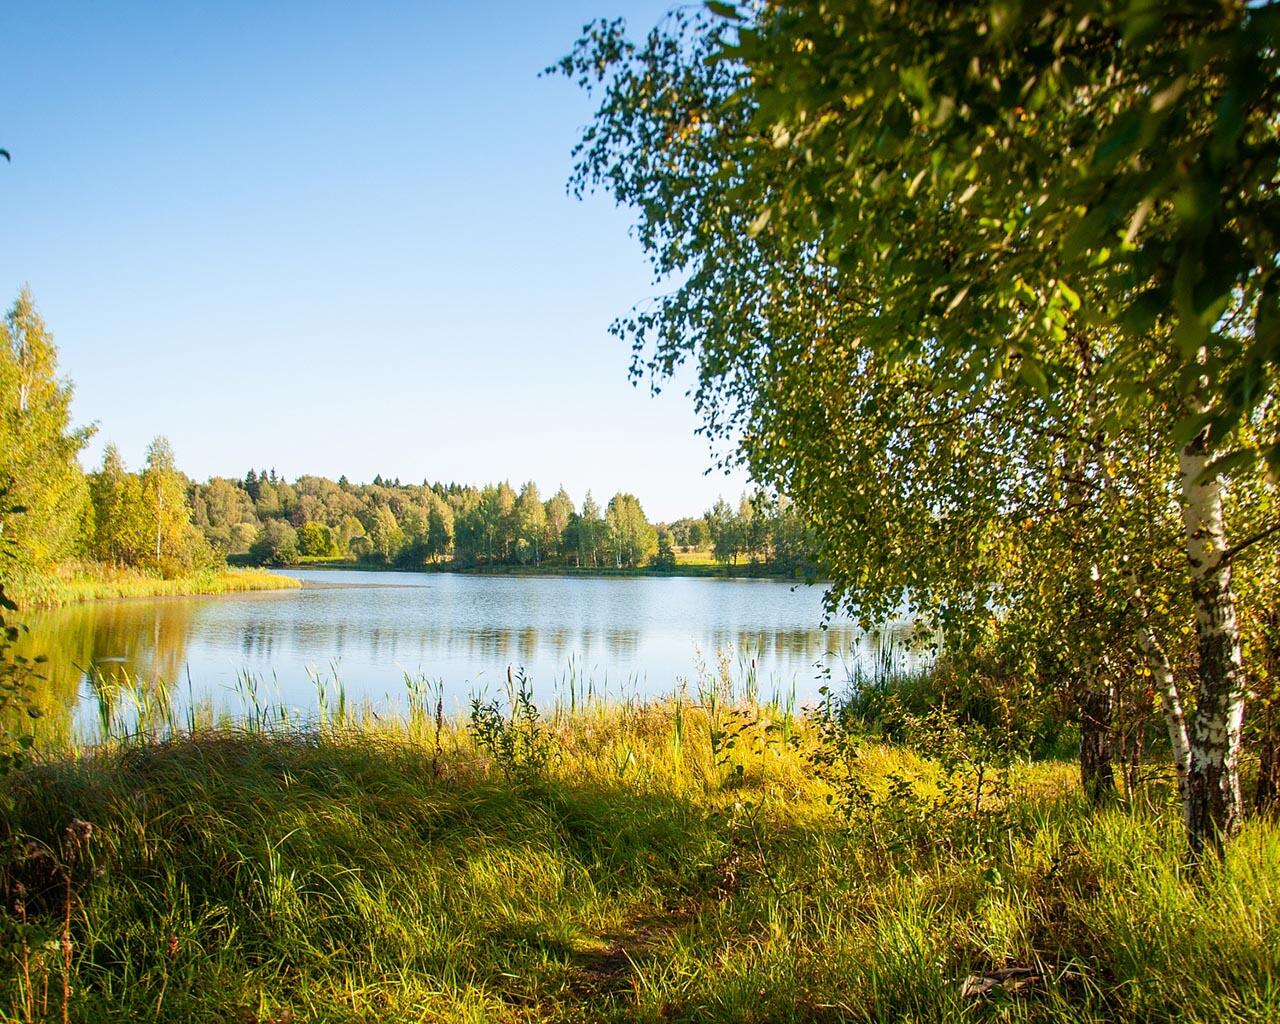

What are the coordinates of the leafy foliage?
(557, 0, 1280, 851)
(467, 667, 551, 782)
(0, 493, 43, 803)
(0, 289, 93, 583)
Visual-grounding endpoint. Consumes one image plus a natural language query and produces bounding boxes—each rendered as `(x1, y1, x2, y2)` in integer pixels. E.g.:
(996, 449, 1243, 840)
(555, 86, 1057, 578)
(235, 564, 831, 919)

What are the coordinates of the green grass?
(2, 685, 1275, 1023)
(674, 548, 720, 567)
(13, 564, 301, 609)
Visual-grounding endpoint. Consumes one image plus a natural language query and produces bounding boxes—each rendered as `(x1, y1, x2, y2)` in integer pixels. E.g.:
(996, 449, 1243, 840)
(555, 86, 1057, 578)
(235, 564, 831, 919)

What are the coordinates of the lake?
(20, 569, 915, 740)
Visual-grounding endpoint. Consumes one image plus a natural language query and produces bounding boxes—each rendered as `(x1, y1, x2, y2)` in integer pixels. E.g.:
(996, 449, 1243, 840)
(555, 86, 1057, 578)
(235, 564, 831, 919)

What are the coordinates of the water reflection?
(16, 570, 922, 742)
(15, 597, 199, 744)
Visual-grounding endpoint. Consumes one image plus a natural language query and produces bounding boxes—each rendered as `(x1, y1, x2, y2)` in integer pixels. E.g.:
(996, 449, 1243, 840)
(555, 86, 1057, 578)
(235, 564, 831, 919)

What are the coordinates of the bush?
(296, 522, 335, 558)
(247, 520, 298, 567)
(650, 530, 677, 570)
(468, 667, 551, 782)
(841, 650, 1067, 761)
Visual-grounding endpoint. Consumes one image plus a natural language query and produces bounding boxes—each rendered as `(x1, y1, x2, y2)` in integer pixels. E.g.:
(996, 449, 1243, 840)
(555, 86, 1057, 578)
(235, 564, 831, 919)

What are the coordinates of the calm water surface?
(22, 570, 912, 739)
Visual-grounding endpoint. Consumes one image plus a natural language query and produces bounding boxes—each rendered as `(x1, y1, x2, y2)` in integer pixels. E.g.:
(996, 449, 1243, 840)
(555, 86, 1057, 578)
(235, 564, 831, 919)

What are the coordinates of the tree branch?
(1223, 519, 1280, 564)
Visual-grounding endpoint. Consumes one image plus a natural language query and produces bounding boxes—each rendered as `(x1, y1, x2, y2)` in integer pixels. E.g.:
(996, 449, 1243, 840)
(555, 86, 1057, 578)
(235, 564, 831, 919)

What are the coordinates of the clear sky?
(0, 0, 748, 522)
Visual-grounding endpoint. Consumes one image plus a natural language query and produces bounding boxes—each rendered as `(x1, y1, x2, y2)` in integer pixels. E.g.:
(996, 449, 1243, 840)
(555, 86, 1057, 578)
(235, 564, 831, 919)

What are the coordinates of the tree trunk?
(1118, 720, 1143, 804)
(1256, 731, 1280, 817)
(1133, 616, 1191, 823)
(1079, 671, 1117, 807)
(1179, 432, 1248, 856)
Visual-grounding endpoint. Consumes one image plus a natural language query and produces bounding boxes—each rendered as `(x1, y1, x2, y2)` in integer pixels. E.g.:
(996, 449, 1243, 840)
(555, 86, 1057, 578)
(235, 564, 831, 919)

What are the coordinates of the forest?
(196, 471, 811, 574)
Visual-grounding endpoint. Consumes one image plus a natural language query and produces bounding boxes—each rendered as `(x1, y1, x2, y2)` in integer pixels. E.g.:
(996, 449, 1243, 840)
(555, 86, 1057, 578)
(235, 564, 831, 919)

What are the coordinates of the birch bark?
(1179, 430, 1247, 854)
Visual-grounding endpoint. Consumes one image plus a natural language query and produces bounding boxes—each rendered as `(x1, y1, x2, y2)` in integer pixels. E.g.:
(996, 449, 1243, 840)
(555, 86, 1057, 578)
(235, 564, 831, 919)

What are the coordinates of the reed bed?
(12, 565, 299, 609)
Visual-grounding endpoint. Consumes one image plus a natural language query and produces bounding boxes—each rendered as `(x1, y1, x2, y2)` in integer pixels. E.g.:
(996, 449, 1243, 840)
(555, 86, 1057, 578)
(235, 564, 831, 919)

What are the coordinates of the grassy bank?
(1, 687, 1275, 1023)
(12, 564, 301, 609)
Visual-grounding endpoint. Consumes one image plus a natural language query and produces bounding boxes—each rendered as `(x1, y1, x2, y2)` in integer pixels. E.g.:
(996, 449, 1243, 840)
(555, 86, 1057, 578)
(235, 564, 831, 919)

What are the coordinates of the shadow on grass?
(2, 731, 1277, 1024)
(0, 730, 750, 1021)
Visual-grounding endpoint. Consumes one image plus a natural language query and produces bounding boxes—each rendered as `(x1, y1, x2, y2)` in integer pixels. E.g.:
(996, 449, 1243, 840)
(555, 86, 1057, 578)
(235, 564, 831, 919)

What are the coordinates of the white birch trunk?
(1132, 614, 1192, 824)
(1179, 432, 1247, 854)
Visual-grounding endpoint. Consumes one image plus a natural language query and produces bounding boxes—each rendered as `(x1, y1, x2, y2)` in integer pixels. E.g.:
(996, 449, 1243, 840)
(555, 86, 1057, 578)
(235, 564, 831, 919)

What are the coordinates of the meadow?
(1, 663, 1275, 1024)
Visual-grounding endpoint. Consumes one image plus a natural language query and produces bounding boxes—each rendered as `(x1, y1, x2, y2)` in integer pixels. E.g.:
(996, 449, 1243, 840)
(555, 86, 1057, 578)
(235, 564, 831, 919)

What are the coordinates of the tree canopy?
(558, 0, 1280, 853)
(0, 289, 92, 578)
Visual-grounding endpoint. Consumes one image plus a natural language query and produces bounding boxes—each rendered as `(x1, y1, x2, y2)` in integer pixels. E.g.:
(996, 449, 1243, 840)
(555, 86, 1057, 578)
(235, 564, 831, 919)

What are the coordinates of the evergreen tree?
(652, 529, 677, 570)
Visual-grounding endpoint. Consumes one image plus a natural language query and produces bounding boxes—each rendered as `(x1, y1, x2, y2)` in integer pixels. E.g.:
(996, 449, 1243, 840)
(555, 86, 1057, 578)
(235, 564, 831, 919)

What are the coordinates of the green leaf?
(1060, 206, 1113, 263)
(1171, 410, 1213, 448)
(1119, 288, 1167, 337)
(1018, 357, 1051, 397)
(1204, 448, 1258, 482)
(1092, 108, 1143, 169)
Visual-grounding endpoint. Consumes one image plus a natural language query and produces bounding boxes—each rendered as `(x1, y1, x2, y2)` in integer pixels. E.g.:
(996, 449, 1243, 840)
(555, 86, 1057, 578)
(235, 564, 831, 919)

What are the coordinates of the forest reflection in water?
(14, 570, 921, 743)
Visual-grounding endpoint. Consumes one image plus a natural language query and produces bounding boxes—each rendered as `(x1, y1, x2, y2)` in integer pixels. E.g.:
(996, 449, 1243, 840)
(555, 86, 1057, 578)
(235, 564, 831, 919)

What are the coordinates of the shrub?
(247, 520, 298, 567)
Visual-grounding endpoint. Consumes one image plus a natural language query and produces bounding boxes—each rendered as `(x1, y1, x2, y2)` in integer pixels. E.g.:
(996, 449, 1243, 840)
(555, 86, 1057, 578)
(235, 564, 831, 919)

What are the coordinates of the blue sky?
(0, 0, 747, 521)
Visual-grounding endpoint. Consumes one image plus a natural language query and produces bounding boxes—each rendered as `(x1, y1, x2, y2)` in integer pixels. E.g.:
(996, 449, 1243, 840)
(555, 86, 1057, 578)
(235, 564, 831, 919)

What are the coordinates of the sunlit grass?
(1, 666, 1275, 1023)
(674, 548, 719, 566)
(13, 564, 300, 608)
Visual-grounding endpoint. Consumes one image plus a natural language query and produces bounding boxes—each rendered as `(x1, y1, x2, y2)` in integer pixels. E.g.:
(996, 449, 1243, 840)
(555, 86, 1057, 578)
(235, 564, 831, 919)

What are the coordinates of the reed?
(0, 666, 1275, 1023)
(14, 565, 300, 609)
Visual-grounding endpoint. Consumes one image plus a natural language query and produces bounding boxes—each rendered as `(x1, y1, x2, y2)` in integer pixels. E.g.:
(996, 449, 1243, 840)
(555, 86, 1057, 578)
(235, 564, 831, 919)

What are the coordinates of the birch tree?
(605, 492, 657, 568)
(88, 445, 150, 566)
(0, 289, 92, 578)
(515, 481, 547, 565)
(559, 0, 1279, 852)
(544, 487, 575, 559)
(142, 437, 194, 570)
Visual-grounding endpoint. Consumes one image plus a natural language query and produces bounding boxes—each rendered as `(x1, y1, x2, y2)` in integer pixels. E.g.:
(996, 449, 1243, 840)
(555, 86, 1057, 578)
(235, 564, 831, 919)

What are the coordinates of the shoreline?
(11, 561, 824, 612)
(277, 558, 818, 583)
(3, 700, 1265, 1023)
(14, 566, 302, 610)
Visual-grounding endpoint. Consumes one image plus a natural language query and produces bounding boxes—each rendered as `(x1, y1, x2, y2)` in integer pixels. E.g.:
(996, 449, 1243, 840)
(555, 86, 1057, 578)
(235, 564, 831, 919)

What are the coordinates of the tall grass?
(0, 665, 1275, 1023)
(14, 564, 300, 609)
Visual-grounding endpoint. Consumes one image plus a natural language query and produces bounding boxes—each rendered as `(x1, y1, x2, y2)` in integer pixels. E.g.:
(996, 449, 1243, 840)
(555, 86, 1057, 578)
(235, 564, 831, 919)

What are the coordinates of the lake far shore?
(271, 556, 818, 582)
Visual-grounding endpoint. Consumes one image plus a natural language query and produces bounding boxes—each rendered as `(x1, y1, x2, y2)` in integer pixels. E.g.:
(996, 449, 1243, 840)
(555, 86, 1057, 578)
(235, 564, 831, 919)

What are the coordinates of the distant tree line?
(198, 470, 813, 575)
(0, 288, 815, 588)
